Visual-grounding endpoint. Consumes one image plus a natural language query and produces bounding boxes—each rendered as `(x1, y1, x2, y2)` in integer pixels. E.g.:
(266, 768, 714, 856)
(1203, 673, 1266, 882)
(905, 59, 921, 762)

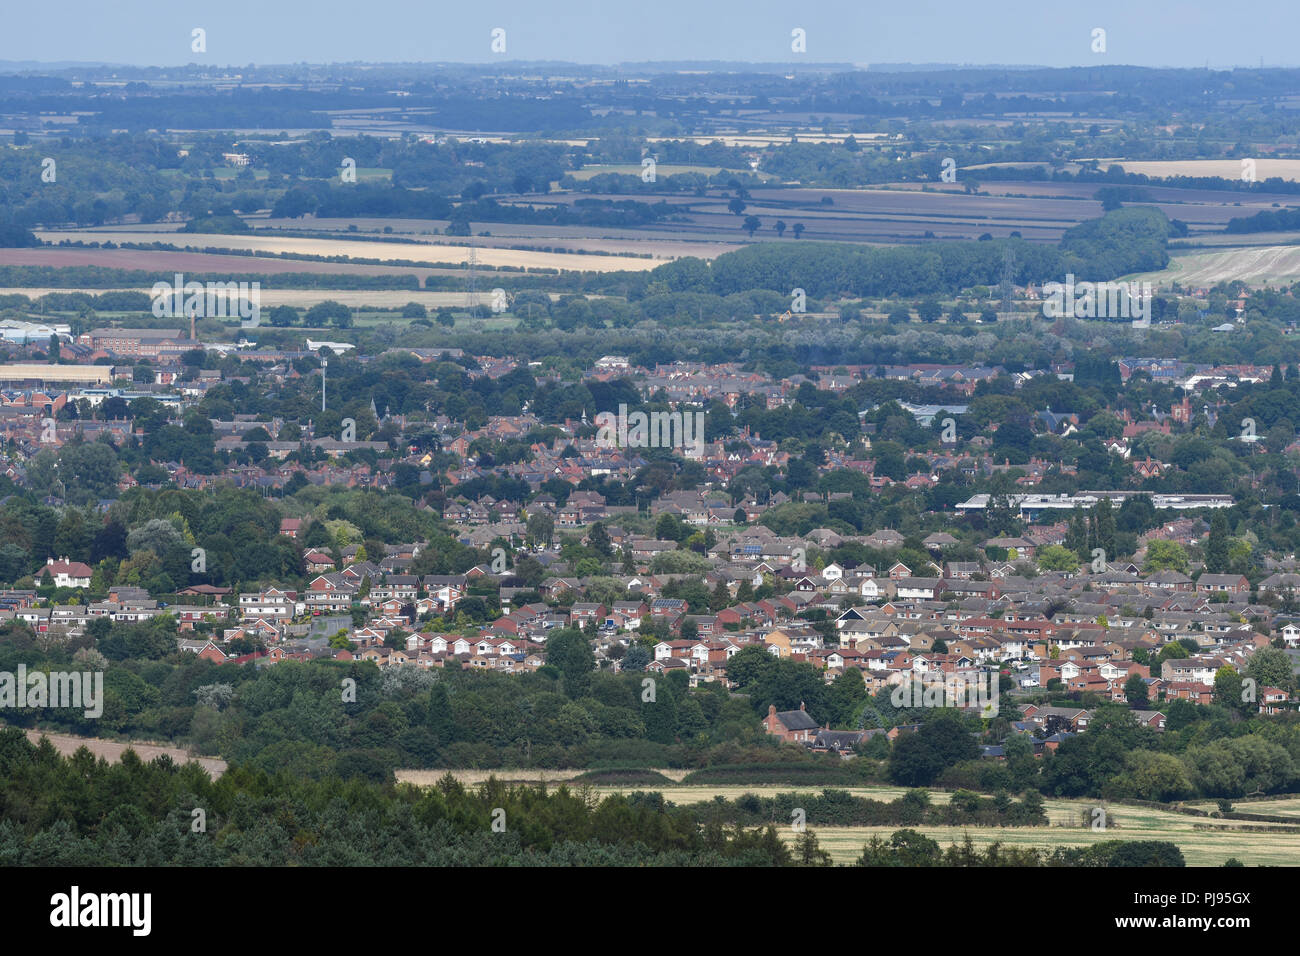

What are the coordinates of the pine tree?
(1205, 511, 1230, 573)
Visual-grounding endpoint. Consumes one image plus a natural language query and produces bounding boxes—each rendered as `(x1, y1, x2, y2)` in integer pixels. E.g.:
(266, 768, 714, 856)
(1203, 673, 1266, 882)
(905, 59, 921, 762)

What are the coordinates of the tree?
(793, 830, 833, 866)
(774, 220, 787, 238)
(621, 645, 651, 671)
(544, 628, 595, 698)
(1245, 646, 1296, 695)
(587, 522, 612, 557)
(305, 300, 351, 328)
(269, 305, 299, 327)
(888, 710, 978, 786)
(743, 215, 761, 237)
(526, 512, 554, 549)
(1037, 544, 1079, 572)
(791, 223, 805, 239)
(1143, 539, 1189, 574)
(1213, 665, 1245, 711)
(1124, 673, 1149, 707)
(916, 299, 942, 323)
(1205, 511, 1230, 574)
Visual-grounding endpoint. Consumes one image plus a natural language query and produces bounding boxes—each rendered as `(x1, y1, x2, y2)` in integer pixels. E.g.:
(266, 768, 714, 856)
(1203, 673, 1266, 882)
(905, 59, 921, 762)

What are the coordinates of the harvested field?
(396, 768, 693, 787)
(543, 780, 1300, 865)
(19, 728, 226, 777)
(0, 246, 444, 279)
(784, 815, 1300, 867)
(569, 163, 766, 181)
(1100, 159, 1300, 182)
(1186, 796, 1300, 818)
(34, 231, 661, 273)
(1131, 245, 1300, 287)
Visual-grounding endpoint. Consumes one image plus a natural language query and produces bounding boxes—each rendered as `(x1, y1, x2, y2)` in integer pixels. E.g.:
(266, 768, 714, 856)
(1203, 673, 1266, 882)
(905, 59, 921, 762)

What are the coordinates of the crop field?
(0, 246, 449, 280)
(784, 814, 1300, 866)
(1186, 796, 1300, 818)
(569, 163, 772, 181)
(1099, 159, 1300, 182)
(33, 230, 662, 273)
(646, 133, 892, 148)
(0, 286, 493, 311)
(1131, 245, 1300, 287)
(400, 776, 1300, 866)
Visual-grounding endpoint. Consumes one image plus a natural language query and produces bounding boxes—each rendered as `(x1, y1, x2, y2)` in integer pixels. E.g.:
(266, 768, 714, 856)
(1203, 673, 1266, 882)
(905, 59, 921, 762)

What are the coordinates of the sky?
(0, 0, 1291, 70)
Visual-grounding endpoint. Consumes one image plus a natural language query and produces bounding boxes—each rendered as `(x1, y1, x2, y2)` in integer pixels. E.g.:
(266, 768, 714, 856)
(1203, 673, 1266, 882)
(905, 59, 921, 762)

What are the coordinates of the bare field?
(1132, 245, 1300, 287)
(19, 728, 226, 777)
(34, 231, 662, 273)
(1100, 159, 1300, 182)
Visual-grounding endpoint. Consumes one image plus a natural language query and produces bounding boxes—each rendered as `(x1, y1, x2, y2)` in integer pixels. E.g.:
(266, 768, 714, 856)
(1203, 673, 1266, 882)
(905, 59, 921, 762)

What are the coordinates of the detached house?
(41, 557, 92, 589)
(763, 703, 819, 743)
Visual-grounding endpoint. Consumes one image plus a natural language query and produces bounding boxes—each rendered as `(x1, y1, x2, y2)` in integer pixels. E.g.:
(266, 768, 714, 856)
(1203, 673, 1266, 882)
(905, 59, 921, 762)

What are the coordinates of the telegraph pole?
(321, 358, 327, 412)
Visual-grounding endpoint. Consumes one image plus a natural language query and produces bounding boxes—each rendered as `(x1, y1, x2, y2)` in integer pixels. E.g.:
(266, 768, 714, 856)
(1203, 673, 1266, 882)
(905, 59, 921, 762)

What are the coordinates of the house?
(177, 638, 226, 664)
(763, 703, 819, 743)
(1196, 573, 1250, 595)
(40, 557, 93, 589)
(810, 729, 867, 755)
(303, 550, 336, 573)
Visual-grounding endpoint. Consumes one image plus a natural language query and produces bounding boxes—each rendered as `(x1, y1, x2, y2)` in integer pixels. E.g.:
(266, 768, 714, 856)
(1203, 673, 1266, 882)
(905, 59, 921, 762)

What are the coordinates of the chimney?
(799, 701, 805, 711)
(768, 704, 776, 718)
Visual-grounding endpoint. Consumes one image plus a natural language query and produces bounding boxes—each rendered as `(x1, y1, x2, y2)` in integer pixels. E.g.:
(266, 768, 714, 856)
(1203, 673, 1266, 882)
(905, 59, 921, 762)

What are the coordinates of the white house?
(42, 557, 92, 589)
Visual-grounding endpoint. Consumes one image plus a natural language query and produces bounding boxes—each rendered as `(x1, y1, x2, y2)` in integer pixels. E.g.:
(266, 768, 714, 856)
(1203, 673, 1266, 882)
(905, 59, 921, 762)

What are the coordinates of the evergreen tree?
(1205, 511, 1230, 573)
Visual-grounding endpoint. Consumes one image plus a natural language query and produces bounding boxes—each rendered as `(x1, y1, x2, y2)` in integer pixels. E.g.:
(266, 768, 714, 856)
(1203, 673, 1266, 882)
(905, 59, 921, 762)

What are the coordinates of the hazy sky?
(0, 0, 1288, 69)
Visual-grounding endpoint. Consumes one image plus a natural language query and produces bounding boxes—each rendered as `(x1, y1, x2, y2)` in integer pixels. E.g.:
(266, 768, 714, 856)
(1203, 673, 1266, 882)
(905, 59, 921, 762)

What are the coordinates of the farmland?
(393, 774, 1300, 865)
(33, 230, 662, 273)
(1130, 245, 1300, 287)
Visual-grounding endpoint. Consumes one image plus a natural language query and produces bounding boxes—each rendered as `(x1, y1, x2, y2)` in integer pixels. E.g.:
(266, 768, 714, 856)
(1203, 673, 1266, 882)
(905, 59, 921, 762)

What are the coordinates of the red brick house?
(763, 702, 819, 743)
